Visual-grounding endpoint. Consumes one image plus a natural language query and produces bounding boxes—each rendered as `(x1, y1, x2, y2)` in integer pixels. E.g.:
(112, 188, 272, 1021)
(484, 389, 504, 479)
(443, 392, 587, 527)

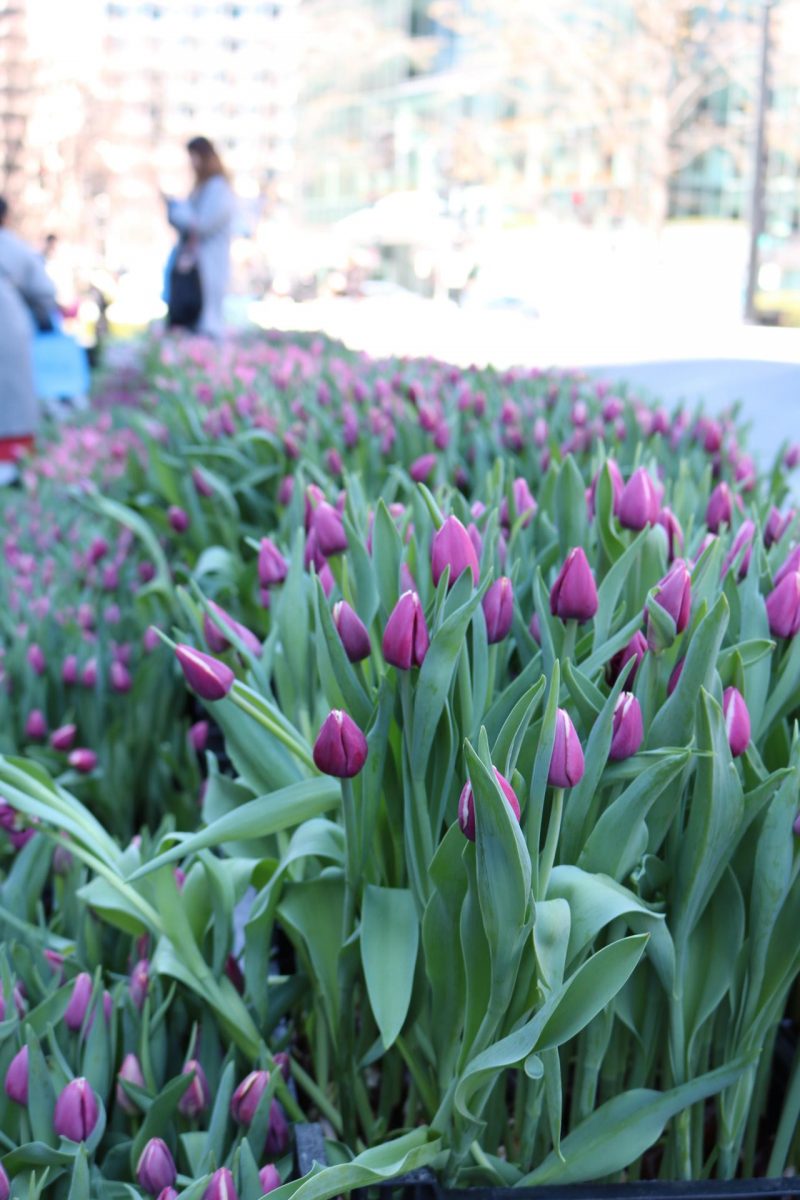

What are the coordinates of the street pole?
(744, 0, 774, 323)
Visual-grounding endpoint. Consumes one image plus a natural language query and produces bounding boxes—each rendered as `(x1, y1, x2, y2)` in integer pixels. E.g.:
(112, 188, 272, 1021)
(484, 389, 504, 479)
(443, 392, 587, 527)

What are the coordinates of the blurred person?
(0, 196, 57, 482)
(163, 136, 235, 338)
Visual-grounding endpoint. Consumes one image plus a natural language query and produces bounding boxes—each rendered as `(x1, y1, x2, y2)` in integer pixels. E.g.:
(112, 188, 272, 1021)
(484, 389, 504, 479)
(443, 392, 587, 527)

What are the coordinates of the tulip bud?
(175, 644, 235, 701)
(81, 658, 98, 688)
(382, 590, 429, 669)
(136, 1138, 177, 1196)
(720, 520, 755, 581)
(272, 1051, 291, 1081)
(458, 767, 520, 841)
(45, 947, 65, 977)
(312, 501, 348, 556)
(529, 611, 541, 644)
(231, 1069, 270, 1125)
(332, 601, 371, 662)
(53, 1076, 99, 1141)
(130, 958, 149, 1010)
(774, 544, 800, 587)
(64, 972, 93, 1031)
(258, 538, 288, 587)
(723, 687, 750, 757)
(410, 453, 437, 483)
(179, 1058, 211, 1118)
(667, 657, 685, 696)
(116, 1052, 145, 1114)
(607, 630, 647, 686)
(765, 506, 794, 549)
(550, 547, 598, 623)
(109, 660, 132, 693)
(312, 710, 368, 778)
(157, 1191, 179, 1200)
(431, 515, 480, 589)
(706, 482, 733, 533)
(25, 709, 47, 741)
(0, 1164, 8, 1200)
(649, 559, 692, 637)
(4, 1044, 28, 1105)
(62, 654, 79, 685)
(500, 477, 537, 529)
(203, 1168, 238, 1200)
(766, 570, 800, 638)
(609, 693, 644, 760)
(203, 601, 262, 658)
(657, 508, 684, 563)
(192, 466, 215, 497)
(259, 1165, 281, 1194)
(68, 748, 97, 773)
(266, 1098, 290, 1156)
(168, 506, 189, 533)
(482, 577, 514, 644)
(548, 709, 585, 787)
(27, 643, 46, 675)
(618, 467, 660, 530)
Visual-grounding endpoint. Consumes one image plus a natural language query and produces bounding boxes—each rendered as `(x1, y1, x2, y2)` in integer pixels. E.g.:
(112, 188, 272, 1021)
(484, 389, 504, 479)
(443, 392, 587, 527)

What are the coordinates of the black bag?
(167, 239, 202, 330)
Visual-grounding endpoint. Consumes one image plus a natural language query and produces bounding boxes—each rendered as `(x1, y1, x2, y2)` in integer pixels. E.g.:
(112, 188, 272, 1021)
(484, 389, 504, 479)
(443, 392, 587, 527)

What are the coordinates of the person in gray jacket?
(0, 196, 57, 479)
(165, 137, 235, 339)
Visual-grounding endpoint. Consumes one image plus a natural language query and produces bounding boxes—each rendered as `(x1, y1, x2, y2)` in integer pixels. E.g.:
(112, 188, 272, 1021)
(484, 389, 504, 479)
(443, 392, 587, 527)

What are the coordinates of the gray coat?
(168, 176, 235, 338)
(0, 229, 56, 438)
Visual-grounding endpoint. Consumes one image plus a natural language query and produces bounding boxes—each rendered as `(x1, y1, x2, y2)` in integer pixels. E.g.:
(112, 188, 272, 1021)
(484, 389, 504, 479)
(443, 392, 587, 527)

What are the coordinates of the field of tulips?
(0, 330, 800, 1199)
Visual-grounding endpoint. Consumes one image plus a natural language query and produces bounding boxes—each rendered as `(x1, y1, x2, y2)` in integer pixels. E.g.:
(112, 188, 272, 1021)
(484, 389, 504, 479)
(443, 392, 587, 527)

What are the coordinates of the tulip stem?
(340, 778, 360, 941)
(230, 692, 316, 771)
(539, 788, 564, 898)
(562, 619, 577, 664)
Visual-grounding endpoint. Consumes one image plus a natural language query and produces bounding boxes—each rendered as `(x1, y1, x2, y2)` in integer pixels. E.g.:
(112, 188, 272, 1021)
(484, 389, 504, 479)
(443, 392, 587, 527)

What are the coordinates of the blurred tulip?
(130, 958, 149, 1010)
(231, 1069, 270, 1125)
(766, 570, 800, 638)
(258, 538, 288, 586)
(706, 482, 733, 533)
(313, 501, 348, 556)
(116, 1053, 145, 1115)
(179, 1058, 211, 1118)
(259, 1165, 281, 1193)
(657, 508, 684, 563)
(68, 748, 97, 773)
(24, 709, 47, 741)
(167, 506, 189, 533)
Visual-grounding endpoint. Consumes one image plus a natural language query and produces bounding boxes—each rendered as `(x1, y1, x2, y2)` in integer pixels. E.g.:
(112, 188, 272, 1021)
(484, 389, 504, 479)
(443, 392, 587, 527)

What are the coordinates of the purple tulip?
(0, 1164, 8, 1200)
(529, 611, 541, 644)
(64, 972, 93, 1031)
(53, 1077, 99, 1142)
(548, 709, 585, 788)
(609, 693, 644, 760)
(766, 570, 800, 638)
(720, 520, 755, 580)
(258, 538, 288, 587)
(265, 1098, 290, 1156)
(203, 1168, 238, 1200)
(192, 466, 215, 497)
(765, 506, 794, 548)
(500, 477, 537, 529)
(657, 508, 684, 563)
(618, 467, 660, 530)
(410, 453, 437, 482)
(175, 644, 235, 701)
(550, 547, 598, 623)
(312, 501, 348, 556)
(157, 1189, 179, 1200)
(116, 1052, 146, 1115)
(774, 544, 800, 587)
(81, 658, 98, 688)
(68, 748, 97, 774)
(607, 630, 647, 686)
(62, 654, 79, 685)
(25, 709, 47, 741)
(431, 515, 480, 589)
(482, 577, 514, 644)
(203, 601, 262, 658)
(4, 1044, 28, 1105)
(588, 459, 623, 517)
(333, 601, 372, 663)
(667, 657, 685, 696)
(27, 643, 46, 675)
(179, 1058, 211, 1118)
(231, 1069, 270, 1125)
(130, 958, 149, 1010)
(168, 506, 189, 533)
(706, 482, 733, 533)
(458, 767, 521, 841)
(382, 590, 430, 669)
(650, 559, 692, 635)
(259, 1165, 281, 1193)
(109, 660, 132, 693)
(723, 687, 750, 757)
(313, 711, 368, 779)
(137, 1138, 177, 1196)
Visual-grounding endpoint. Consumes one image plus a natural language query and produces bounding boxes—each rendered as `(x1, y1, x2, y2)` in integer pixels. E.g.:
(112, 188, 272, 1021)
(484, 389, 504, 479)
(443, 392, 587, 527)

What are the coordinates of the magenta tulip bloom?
(483, 577, 514, 644)
(62, 654, 79, 685)
(116, 1052, 146, 1115)
(766, 570, 800, 638)
(203, 1168, 238, 1200)
(588, 458, 623, 517)
(109, 660, 132, 693)
(765, 506, 793, 549)
(175, 644, 235, 701)
(333, 600, 371, 663)
(548, 709, 585, 787)
(4, 1044, 28, 1105)
(67, 748, 97, 774)
(258, 538, 288, 586)
(667, 657, 685, 696)
(651, 559, 692, 633)
(259, 1165, 281, 1193)
(608, 630, 647, 686)
(431, 515, 480, 589)
(618, 467, 660, 530)
(203, 601, 262, 658)
(167, 505, 189, 533)
(720, 520, 755, 580)
(657, 508, 684, 563)
(313, 710, 368, 778)
(129, 958, 149, 1010)
(550, 547, 598, 623)
(27, 643, 46, 675)
(189, 721, 209, 753)
(53, 1077, 99, 1142)
(231, 1069, 270, 1125)
(25, 709, 47, 741)
(774, 544, 800, 588)
(706, 482, 733, 533)
(64, 972, 93, 1032)
(723, 687, 750, 757)
(383, 591, 429, 669)
(609, 693, 644, 760)
(137, 1139, 177, 1196)
(458, 767, 521, 841)
(312, 501, 348, 556)
(410, 453, 437, 482)
(179, 1059, 211, 1118)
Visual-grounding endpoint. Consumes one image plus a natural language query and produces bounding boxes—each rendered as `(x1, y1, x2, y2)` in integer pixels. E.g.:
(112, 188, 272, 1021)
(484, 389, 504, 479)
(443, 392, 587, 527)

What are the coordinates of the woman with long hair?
(164, 136, 235, 338)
